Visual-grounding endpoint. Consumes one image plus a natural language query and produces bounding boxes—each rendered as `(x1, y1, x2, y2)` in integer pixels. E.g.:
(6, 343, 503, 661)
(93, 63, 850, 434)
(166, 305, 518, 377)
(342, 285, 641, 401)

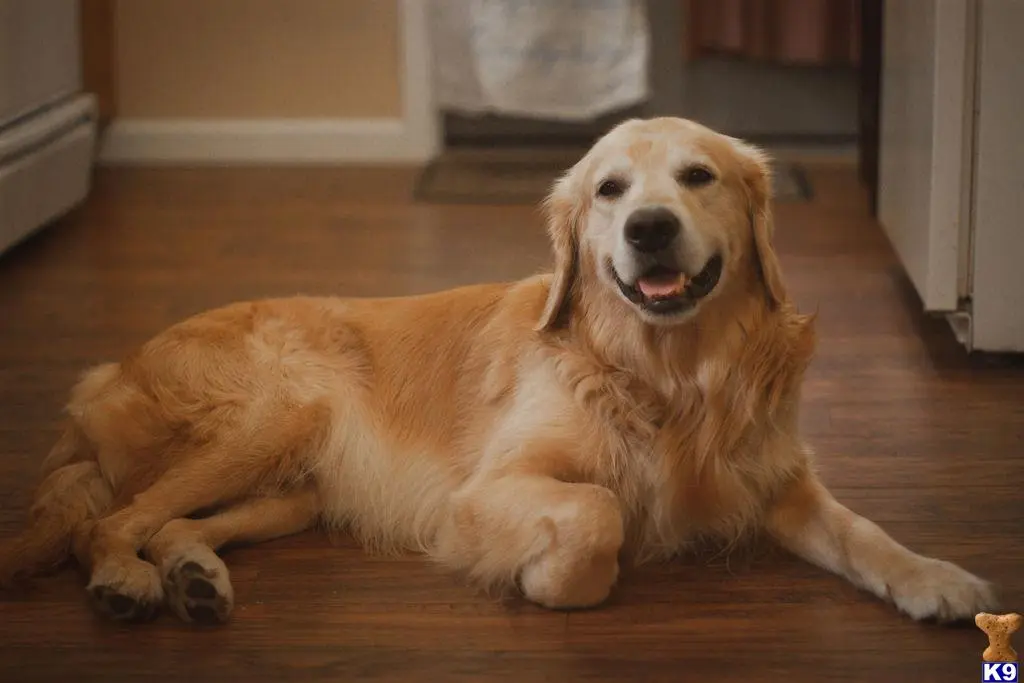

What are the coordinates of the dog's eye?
(596, 179, 626, 199)
(678, 166, 716, 188)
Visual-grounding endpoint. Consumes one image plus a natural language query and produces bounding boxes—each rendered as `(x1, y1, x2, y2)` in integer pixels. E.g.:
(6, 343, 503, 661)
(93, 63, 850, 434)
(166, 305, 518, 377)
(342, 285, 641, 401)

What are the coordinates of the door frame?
(79, 0, 117, 129)
(858, 0, 883, 216)
(400, 0, 441, 161)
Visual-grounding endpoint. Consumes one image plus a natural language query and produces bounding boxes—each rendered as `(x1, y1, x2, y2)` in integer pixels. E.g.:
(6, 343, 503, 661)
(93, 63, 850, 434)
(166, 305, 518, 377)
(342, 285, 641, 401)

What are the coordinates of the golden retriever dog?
(0, 117, 997, 625)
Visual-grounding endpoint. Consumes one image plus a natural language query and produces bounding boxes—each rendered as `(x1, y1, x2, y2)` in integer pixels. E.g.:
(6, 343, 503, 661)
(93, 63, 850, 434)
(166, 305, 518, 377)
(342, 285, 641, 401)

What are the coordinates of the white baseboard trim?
(98, 118, 435, 165)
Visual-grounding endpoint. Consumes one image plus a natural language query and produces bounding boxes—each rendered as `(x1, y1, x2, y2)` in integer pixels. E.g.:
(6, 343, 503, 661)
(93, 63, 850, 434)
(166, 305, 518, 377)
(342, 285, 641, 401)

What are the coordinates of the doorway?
(417, 0, 883, 210)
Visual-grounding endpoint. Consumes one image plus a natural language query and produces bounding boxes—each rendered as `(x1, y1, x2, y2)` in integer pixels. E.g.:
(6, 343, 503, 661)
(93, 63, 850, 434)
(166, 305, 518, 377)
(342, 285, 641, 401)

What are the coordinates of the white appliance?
(878, 0, 1024, 353)
(0, 0, 97, 256)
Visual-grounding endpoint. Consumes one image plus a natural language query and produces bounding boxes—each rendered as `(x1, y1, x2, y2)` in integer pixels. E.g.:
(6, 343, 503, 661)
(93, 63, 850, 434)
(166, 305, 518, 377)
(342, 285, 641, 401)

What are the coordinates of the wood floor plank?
(0, 164, 1021, 682)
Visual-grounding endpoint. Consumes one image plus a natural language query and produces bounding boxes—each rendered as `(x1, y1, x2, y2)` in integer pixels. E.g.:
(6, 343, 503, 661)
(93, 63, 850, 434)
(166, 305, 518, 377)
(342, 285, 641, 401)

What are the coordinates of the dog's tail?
(0, 366, 119, 586)
(0, 449, 112, 586)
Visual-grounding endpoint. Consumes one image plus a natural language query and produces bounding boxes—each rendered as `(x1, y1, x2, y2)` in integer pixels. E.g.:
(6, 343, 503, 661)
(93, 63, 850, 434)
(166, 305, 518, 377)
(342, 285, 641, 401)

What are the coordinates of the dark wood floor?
(0, 164, 1021, 683)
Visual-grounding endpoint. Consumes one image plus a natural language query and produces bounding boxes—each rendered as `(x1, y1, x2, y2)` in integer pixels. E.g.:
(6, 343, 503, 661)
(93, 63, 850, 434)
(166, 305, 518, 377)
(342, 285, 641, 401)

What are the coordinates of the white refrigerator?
(878, 0, 1024, 353)
(0, 0, 98, 256)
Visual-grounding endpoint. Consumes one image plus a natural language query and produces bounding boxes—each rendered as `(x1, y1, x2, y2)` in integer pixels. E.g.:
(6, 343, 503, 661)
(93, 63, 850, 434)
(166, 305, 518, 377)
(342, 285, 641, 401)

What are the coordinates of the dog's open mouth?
(612, 254, 723, 315)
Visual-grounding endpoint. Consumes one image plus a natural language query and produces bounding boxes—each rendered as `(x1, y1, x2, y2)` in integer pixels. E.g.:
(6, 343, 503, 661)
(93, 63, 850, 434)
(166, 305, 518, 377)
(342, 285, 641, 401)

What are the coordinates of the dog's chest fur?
(549, 316, 815, 560)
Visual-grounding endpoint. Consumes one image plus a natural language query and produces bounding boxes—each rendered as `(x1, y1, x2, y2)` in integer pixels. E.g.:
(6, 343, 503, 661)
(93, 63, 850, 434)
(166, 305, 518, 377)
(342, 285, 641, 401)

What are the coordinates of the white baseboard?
(98, 118, 435, 165)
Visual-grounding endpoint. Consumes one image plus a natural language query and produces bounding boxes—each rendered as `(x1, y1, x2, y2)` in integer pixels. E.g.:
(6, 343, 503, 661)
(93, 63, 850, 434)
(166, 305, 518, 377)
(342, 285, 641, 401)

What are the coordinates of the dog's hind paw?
(87, 557, 164, 622)
(162, 550, 234, 625)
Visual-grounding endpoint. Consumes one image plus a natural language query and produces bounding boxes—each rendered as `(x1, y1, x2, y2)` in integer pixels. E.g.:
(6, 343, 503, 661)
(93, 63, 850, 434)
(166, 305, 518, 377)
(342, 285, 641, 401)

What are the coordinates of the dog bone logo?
(977, 612, 1022, 663)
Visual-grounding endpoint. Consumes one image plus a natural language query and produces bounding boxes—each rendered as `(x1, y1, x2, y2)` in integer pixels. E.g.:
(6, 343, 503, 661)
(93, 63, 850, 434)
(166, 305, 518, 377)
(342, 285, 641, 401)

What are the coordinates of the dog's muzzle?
(612, 207, 723, 316)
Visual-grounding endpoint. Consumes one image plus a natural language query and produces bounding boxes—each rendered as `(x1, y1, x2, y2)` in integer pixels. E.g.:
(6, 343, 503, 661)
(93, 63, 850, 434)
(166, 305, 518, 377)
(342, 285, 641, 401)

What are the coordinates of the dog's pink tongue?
(637, 273, 687, 298)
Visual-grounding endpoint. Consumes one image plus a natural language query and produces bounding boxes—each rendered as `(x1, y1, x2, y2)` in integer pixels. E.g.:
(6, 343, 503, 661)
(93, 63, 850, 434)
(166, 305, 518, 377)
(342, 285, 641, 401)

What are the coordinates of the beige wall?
(115, 0, 401, 119)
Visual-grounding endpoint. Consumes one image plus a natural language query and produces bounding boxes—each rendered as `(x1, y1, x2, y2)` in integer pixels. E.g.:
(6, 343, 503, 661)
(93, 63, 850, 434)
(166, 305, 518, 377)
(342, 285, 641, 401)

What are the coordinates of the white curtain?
(429, 0, 650, 121)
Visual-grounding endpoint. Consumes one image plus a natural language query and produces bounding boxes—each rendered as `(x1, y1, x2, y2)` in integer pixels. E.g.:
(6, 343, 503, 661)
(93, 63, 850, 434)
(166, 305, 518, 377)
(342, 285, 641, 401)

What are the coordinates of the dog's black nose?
(624, 207, 680, 253)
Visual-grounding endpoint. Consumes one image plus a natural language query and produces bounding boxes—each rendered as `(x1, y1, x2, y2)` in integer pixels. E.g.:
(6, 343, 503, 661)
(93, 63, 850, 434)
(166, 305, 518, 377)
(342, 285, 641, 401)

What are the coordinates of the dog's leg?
(81, 403, 328, 621)
(435, 473, 625, 610)
(766, 469, 998, 621)
(81, 452, 257, 621)
(143, 485, 321, 624)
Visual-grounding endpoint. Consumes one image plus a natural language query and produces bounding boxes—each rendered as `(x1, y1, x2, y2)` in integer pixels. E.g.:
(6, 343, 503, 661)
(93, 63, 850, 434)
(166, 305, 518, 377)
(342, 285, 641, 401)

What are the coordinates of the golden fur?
(0, 117, 998, 624)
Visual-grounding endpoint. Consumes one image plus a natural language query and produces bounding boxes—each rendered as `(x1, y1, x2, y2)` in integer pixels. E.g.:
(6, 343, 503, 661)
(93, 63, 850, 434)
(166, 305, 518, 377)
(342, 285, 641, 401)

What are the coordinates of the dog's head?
(536, 117, 786, 330)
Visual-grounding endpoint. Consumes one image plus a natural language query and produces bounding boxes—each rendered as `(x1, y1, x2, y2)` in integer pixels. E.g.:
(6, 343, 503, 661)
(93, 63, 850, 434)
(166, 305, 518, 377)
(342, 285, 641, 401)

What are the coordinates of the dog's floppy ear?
(535, 170, 584, 331)
(731, 139, 787, 309)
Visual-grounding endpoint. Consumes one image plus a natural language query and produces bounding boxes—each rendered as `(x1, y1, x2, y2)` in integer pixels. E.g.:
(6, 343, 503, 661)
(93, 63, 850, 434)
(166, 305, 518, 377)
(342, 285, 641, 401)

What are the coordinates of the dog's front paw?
(888, 557, 998, 622)
(520, 540, 620, 609)
(518, 486, 624, 610)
